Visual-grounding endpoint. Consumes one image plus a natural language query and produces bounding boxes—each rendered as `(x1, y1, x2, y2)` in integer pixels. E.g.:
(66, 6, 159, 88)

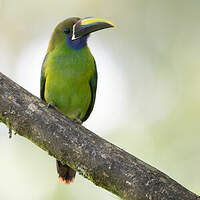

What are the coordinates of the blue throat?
(66, 35, 88, 50)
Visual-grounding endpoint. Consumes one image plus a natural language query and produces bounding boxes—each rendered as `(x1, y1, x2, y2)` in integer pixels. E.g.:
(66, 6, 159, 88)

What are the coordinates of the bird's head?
(47, 17, 114, 51)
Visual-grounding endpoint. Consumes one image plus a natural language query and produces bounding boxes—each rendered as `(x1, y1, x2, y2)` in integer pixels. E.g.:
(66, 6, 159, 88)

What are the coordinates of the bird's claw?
(73, 118, 82, 124)
(48, 102, 56, 109)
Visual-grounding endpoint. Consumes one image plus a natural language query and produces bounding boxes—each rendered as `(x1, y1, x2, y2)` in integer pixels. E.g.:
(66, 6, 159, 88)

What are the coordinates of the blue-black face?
(63, 27, 89, 50)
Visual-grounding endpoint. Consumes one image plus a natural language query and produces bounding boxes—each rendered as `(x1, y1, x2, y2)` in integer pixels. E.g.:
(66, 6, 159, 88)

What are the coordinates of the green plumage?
(40, 18, 97, 122)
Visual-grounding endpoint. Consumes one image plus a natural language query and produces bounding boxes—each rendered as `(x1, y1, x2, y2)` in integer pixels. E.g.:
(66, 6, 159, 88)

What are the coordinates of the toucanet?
(40, 17, 114, 184)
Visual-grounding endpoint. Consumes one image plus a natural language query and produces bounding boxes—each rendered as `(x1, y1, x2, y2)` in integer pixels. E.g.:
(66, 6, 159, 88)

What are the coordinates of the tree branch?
(0, 72, 199, 200)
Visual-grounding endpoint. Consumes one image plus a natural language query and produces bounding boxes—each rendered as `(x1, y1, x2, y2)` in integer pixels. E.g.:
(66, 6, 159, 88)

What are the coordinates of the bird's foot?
(48, 101, 56, 109)
(73, 118, 82, 125)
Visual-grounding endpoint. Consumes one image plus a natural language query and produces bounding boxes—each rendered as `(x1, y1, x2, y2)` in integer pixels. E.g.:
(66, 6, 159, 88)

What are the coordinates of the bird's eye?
(63, 28, 70, 34)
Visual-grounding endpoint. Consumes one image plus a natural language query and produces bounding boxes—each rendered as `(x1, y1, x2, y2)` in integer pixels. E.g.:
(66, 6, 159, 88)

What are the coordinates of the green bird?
(40, 17, 114, 184)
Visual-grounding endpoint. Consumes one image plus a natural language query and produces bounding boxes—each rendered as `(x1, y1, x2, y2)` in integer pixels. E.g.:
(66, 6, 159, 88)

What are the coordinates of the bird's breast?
(44, 48, 94, 120)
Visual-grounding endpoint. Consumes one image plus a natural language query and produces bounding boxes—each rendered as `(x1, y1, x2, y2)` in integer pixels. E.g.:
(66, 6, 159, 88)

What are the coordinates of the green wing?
(40, 54, 48, 101)
(82, 59, 98, 122)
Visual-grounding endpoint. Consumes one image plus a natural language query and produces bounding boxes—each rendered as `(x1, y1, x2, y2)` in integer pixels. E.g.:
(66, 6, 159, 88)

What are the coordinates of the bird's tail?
(56, 160, 76, 184)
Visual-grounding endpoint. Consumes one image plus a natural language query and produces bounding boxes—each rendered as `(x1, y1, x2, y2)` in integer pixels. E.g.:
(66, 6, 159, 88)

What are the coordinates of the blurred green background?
(1, 0, 200, 199)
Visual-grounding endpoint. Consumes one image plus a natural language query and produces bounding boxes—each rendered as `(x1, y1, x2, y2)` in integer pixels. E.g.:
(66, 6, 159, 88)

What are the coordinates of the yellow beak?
(72, 17, 115, 40)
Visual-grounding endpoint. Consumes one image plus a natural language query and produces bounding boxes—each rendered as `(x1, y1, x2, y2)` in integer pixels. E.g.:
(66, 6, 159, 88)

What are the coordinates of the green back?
(82, 60, 97, 122)
(40, 54, 48, 101)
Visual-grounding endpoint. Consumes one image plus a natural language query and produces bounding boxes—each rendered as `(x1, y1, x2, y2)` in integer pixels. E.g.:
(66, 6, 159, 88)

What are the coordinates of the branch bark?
(0, 72, 199, 200)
